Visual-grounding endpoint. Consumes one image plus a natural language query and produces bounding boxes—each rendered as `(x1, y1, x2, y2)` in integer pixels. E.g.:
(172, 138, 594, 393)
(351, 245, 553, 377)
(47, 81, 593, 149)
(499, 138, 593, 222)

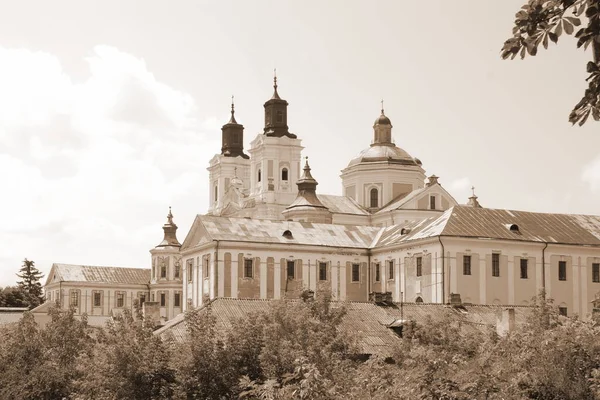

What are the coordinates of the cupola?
(263, 71, 297, 138)
(221, 96, 249, 159)
(466, 186, 483, 208)
(156, 207, 181, 248)
(282, 157, 332, 223)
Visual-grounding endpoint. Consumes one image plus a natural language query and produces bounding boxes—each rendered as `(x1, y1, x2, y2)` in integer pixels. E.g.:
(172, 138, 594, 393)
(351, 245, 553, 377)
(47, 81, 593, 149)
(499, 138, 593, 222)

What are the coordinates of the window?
(388, 260, 394, 280)
(174, 293, 181, 307)
(174, 261, 180, 279)
(351, 263, 360, 282)
(244, 258, 254, 278)
(559, 261, 567, 281)
(160, 261, 167, 278)
(93, 292, 102, 307)
(558, 306, 567, 316)
(151, 293, 155, 302)
(375, 263, 380, 282)
(70, 290, 79, 307)
(187, 259, 193, 282)
(152, 259, 156, 280)
(282, 168, 288, 181)
(430, 195, 436, 210)
(276, 110, 283, 123)
(319, 262, 327, 281)
(116, 292, 124, 308)
(416, 296, 424, 303)
(520, 259, 528, 279)
(593, 263, 600, 283)
(233, 132, 239, 143)
(160, 293, 166, 307)
(258, 169, 262, 183)
(214, 185, 218, 202)
(463, 255, 471, 275)
(370, 188, 378, 208)
(203, 257, 209, 278)
(139, 294, 146, 306)
(416, 257, 422, 277)
(287, 260, 295, 279)
(492, 253, 500, 277)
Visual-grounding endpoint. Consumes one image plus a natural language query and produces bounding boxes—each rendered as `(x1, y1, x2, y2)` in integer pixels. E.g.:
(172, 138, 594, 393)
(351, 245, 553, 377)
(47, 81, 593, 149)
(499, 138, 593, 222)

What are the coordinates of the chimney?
(496, 308, 516, 336)
(449, 293, 462, 306)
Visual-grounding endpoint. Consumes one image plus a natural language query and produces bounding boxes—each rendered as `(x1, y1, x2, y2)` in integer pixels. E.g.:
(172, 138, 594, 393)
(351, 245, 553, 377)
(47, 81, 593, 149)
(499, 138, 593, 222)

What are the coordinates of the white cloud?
(582, 155, 600, 193)
(0, 45, 218, 287)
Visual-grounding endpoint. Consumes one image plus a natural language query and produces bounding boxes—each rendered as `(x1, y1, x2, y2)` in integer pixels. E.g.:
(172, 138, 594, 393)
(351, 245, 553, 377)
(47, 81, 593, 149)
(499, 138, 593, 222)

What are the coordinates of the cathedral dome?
(346, 144, 419, 168)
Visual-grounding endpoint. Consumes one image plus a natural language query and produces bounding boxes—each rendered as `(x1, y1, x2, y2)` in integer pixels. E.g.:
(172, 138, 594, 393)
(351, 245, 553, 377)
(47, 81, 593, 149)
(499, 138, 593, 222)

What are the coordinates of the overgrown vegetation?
(1, 292, 600, 399)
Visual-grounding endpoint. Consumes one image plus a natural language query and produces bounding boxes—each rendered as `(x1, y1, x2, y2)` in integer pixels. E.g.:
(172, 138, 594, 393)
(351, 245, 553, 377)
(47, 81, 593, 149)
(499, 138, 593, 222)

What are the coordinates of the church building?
(40, 76, 600, 325)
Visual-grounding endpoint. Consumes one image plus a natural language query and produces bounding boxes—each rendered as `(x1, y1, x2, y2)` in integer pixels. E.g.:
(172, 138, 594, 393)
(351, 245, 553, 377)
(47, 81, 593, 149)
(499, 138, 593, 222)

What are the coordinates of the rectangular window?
(93, 292, 102, 307)
(287, 260, 295, 279)
(187, 259, 193, 282)
(70, 291, 79, 307)
(204, 256, 209, 278)
(116, 292, 124, 308)
(139, 293, 146, 306)
(388, 260, 394, 280)
(463, 255, 471, 275)
(558, 306, 567, 316)
(160, 293, 166, 307)
(160, 261, 167, 278)
(351, 263, 360, 282)
(520, 259, 528, 279)
(244, 258, 254, 278)
(593, 263, 600, 283)
(319, 262, 327, 281)
(430, 195, 436, 210)
(375, 263, 381, 282)
(558, 261, 567, 281)
(416, 257, 422, 277)
(174, 261, 180, 279)
(492, 253, 500, 277)
(174, 292, 181, 307)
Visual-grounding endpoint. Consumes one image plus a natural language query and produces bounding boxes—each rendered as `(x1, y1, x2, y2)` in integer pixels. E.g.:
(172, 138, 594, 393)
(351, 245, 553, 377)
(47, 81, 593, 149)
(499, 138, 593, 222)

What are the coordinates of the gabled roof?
(375, 205, 600, 248)
(180, 215, 380, 251)
(155, 298, 535, 356)
(376, 183, 458, 214)
(45, 264, 150, 286)
(317, 195, 369, 216)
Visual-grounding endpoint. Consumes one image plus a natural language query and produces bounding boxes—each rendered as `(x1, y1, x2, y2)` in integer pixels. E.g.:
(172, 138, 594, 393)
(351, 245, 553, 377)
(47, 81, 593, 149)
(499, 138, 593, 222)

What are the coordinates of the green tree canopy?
(502, 0, 600, 125)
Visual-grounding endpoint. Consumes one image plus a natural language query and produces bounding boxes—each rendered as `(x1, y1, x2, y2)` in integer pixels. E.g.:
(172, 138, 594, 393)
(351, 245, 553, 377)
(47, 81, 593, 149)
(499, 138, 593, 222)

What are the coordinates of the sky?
(1, 0, 600, 287)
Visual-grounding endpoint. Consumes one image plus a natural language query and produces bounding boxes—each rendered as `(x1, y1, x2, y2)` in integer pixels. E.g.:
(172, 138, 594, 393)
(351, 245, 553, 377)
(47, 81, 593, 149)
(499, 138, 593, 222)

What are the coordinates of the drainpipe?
(367, 249, 372, 300)
(541, 242, 548, 299)
(438, 236, 446, 304)
(214, 240, 219, 300)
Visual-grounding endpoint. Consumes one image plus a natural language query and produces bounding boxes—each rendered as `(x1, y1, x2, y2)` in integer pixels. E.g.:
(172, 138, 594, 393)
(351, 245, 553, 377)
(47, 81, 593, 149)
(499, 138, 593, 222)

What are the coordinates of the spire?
(467, 186, 483, 208)
(283, 156, 331, 223)
(271, 68, 281, 100)
(156, 206, 181, 247)
(381, 98, 384, 115)
(228, 95, 237, 124)
(299, 156, 316, 184)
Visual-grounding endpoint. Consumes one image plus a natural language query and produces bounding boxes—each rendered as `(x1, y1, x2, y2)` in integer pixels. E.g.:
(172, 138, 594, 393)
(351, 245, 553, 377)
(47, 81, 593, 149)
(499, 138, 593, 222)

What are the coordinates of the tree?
(16, 258, 44, 308)
(501, 0, 600, 125)
(0, 286, 29, 307)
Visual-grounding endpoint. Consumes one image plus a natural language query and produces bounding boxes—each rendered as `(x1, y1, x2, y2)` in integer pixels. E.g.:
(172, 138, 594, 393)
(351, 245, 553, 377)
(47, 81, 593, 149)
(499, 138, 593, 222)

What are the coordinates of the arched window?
(258, 169, 262, 183)
(281, 168, 289, 181)
(214, 185, 218, 202)
(370, 188, 378, 208)
(415, 296, 423, 304)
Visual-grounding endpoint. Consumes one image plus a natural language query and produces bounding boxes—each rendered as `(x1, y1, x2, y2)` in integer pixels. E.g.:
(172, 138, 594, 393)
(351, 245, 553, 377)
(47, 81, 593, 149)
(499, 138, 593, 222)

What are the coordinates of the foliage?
(0, 285, 29, 307)
(501, 0, 600, 125)
(16, 258, 44, 308)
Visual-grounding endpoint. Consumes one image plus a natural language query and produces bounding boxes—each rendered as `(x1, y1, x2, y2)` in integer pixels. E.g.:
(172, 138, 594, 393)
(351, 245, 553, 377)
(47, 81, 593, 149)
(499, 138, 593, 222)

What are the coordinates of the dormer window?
(507, 224, 519, 233)
(282, 230, 293, 239)
(400, 227, 411, 235)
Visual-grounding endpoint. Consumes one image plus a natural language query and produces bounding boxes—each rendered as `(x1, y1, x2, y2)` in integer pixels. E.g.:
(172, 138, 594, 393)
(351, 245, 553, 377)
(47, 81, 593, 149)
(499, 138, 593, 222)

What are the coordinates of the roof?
(155, 298, 535, 356)
(317, 195, 369, 216)
(347, 144, 419, 168)
(376, 205, 600, 248)
(45, 264, 150, 286)
(376, 187, 427, 214)
(181, 215, 380, 251)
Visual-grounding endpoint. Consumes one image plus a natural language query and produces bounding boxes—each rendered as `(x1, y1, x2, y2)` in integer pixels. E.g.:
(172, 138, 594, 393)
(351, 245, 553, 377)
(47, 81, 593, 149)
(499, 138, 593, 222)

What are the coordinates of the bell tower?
(263, 71, 296, 138)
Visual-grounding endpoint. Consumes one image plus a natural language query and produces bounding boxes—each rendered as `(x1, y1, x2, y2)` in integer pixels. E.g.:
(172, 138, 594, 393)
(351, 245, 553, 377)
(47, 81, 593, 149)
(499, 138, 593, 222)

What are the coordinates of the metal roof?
(184, 215, 380, 250)
(46, 264, 150, 286)
(317, 195, 369, 215)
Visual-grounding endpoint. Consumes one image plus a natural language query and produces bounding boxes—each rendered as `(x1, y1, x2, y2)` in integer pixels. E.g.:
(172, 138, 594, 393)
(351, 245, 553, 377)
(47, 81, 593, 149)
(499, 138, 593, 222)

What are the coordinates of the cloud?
(582, 155, 600, 193)
(0, 45, 218, 287)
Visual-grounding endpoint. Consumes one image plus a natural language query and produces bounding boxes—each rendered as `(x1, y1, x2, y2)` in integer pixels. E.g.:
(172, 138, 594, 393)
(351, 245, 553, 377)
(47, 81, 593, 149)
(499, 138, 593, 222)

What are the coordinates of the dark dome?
(374, 113, 392, 126)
